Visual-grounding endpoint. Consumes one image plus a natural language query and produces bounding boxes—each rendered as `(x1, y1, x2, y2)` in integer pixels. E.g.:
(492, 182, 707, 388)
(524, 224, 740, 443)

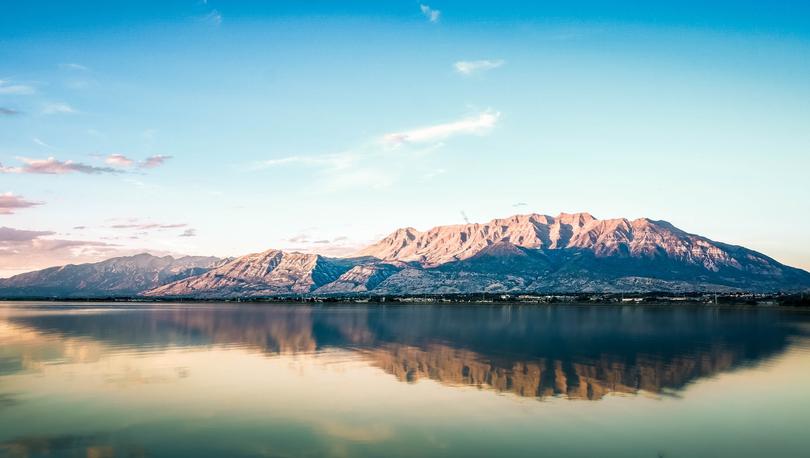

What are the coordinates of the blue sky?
(1, 0, 810, 276)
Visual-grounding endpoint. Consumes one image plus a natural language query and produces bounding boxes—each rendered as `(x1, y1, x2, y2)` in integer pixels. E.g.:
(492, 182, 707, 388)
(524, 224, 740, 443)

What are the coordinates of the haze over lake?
(1, 302, 809, 457)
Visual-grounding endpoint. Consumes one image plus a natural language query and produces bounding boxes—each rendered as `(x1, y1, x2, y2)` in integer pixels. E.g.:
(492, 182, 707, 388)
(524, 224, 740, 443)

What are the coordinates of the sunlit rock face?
(359, 212, 781, 273)
(145, 249, 360, 297)
(5, 212, 810, 297)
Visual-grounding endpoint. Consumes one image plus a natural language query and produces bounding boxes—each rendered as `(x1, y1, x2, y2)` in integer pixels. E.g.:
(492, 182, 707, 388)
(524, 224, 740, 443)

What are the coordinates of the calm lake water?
(1, 302, 809, 458)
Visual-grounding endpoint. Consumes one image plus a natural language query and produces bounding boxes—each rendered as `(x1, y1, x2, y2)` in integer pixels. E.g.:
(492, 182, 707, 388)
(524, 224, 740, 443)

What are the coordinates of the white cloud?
(42, 103, 77, 115)
(0, 80, 35, 95)
(454, 59, 505, 76)
(420, 4, 440, 23)
(105, 154, 135, 167)
(382, 111, 500, 146)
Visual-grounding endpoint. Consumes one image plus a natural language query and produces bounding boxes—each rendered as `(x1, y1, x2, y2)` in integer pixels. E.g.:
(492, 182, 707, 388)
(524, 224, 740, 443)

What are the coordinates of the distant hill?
(0, 253, 222, 297)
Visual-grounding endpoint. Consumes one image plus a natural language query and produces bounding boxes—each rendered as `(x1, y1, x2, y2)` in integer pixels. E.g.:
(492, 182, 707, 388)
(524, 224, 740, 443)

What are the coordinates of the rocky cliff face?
(0, 253, 222, 297)
(358, 212, 781, 274)
(357, 213, 592, 266)
(4, 212, 810, 297)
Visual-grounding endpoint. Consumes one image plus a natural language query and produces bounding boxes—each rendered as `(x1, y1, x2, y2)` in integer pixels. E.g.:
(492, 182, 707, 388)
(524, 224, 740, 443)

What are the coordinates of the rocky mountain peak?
(4, 212, 809, 298)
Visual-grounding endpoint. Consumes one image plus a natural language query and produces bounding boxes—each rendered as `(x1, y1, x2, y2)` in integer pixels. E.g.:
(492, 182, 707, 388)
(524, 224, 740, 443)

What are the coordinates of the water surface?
(1, 302, 809, 457)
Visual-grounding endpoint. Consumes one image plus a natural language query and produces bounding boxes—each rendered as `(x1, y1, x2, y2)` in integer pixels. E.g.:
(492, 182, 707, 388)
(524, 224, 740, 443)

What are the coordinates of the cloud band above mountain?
(382, 111, 500, 146)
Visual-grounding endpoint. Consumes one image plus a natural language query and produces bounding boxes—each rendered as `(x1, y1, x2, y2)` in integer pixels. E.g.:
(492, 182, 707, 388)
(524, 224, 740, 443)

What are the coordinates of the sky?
(1, 0, 810, 277)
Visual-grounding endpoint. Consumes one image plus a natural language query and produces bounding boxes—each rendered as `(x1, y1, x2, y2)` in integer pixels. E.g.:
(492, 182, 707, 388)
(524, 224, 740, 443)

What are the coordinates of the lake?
(1, 302, 809, 457)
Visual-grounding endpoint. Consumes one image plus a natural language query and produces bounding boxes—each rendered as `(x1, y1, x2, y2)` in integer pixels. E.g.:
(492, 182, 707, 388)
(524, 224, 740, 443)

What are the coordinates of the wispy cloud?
(288, 234, 310, 243)
(2, 153, 169, 175)
(0, 193, 43, 215)
(202, 9, 222, 26)
(33, 138, 56, 149)
(179, 228, 197, 237)
(0, 226, 53, 242)
(454, 59, 505, 76)
(0, 157, 120, 175)
(59, 63, 89, 71)
(420, 4, 441, 23)
(254, 110, 496, 191)
(282, 232, 365, 257)
(513, 202, 528, 208)
(0, 108, 20, 116)
(140, 155, 171, 169)
(0, 226, 122, 278)
(0, 80, 35, 95)
(104, 154, 171, 169)
(42, 103, 77, 115)
(255, 151, 392, 190)
(257, 153, 355, 171)
(109, 222, 187, 230)
(104, 153, 171, 169)
(382, 111, 500, 146)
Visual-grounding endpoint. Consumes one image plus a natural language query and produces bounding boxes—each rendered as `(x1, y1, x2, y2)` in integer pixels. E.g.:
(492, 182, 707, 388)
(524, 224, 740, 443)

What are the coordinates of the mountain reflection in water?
(4, 304, 808, 401)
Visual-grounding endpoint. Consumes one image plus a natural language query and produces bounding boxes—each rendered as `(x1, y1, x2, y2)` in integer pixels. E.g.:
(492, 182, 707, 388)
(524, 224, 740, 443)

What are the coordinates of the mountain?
(0, 253, 222, 297)
(144, 249, 377, 297)
(359, 212, 772, 272)
(3, 212, 810, 298)
(360, 213, 810, 294)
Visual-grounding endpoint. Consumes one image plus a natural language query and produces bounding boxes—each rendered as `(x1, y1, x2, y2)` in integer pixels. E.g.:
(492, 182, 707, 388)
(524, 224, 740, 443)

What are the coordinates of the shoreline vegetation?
(1, 292, 808, 307)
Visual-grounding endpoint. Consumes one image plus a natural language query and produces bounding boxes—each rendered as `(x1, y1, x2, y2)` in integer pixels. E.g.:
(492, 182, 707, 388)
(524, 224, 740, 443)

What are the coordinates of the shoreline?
(1, 292, 808, 308)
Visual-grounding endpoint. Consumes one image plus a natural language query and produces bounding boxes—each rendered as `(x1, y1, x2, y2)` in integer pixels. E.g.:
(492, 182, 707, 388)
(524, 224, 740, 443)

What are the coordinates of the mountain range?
(2, 212, 809, 298)
(0, 253, 222, 298)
